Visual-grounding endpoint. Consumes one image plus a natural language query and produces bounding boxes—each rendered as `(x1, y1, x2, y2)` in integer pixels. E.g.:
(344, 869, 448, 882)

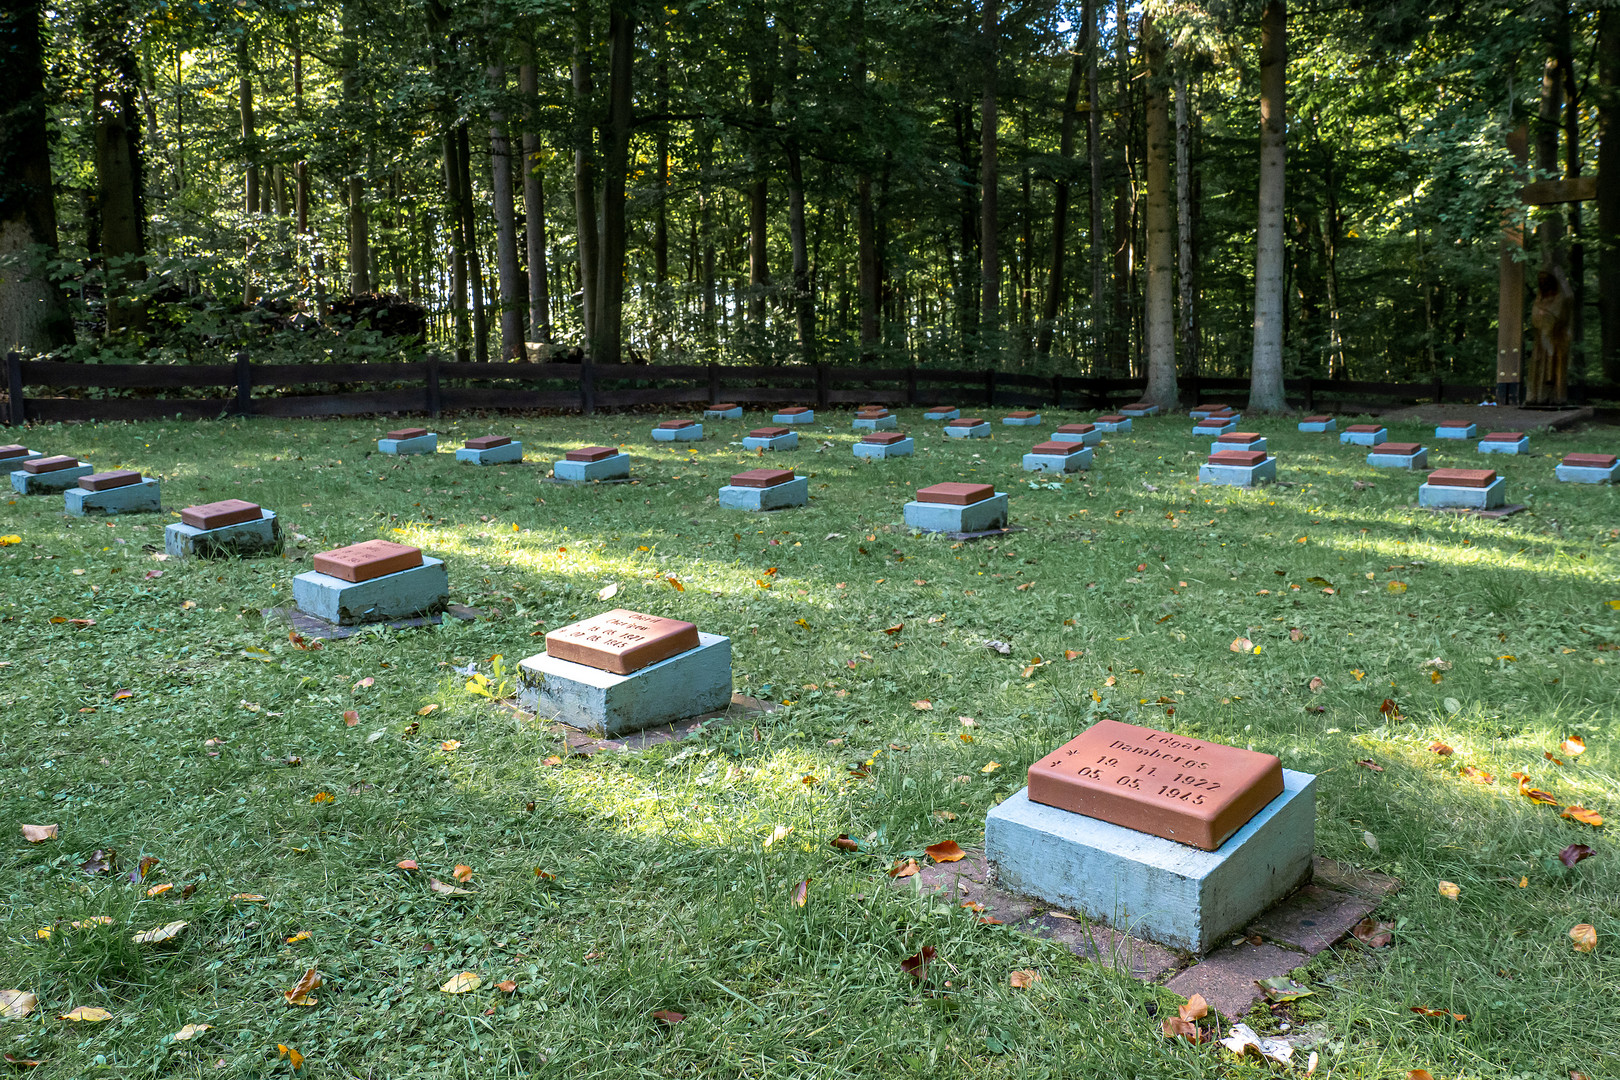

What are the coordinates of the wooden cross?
(1496, 126, 1598, 402)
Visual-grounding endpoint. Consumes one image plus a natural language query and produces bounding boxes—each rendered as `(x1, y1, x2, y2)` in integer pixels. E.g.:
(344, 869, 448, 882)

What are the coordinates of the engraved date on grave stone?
(544, 608, 700, 675)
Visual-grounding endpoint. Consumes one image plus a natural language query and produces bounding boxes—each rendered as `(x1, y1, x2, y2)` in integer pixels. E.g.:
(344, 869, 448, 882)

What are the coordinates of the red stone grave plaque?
(656, 419, 696, 429)
(1056, 423, 1095, 434)
(464, 436, 511, 450)
(1344, 424, 1384, 433)
(730, 467, 795, 488)
(1095, 415, 1127, 424)
(710, 402, 738, 410)
(1215, 431, 1263, 444)
(22, 455, 80, 474)
(1123, 401, 1153, 410)
(1301, 414, 1334, 423)
(916, 481, 994, 505)
(1028, 719, 1285, 851)
(78, 470, 142, 491)
(1191, 403, 1228, 412)
(544, 608, 700, 675)
(312, 539, 424, 583)
(0, 445, 29, 460)
(1427, 468, 1496, 488)
(181, 499, 263, 530)
(1007, 410, 1039, 419)
(1379, 442, 1423, 455)
(1483, 431, 1525, 442)
(926, 404, 956, 412)
(566, 446, 619, 462)
(1564, 452, 1618, 468)
(1032, 440, 1083, 455)
(777, 406, 811, 415)
(1208, 450, 1267, 467)
(946, 417, 986, 428)
(861, 431, 908, 445)
(858, 409, 892, 419)
(386, 428, 428, 441)
(1194, 417, 1233, 429)
(749, 426, 791, 438)
(1437, 419, 1471, 428)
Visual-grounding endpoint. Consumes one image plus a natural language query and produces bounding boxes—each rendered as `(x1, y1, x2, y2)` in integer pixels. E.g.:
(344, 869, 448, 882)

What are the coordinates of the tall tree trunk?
(593, 2, 633, 363)
(456, 124, 487, 362)
(572, 0, 598, 350)
(340, 13, 369, 296)
(1559, 30, 1583, 375)
(1526, 11, 1570, 406)
(1248, 0, 1289, 413)
(1175, 71, 1200, 377)
(1141, 15, 1177, 408)
(979, 0, 999, 353)
(653, 29, 669, 286)
(443, 131, 469, 360)
(0, 0, 74, 351)
(857, 173, 879, 358)
(87, 0, 145, 335)
(1110, 0, 1132, 375)
(488, 63, 524, 360)
(520, 60, 552, 344)
(1085, 0, 1102, 370)
(1600, 2, 1620, 381)
(783, 23, 814, 363)
(748, 28, 773, 326)
(238, 31, 257, 216)
(292, 18, 308, 239)
(699, 132, 716, 334)
(1036, 39, 1085, 357)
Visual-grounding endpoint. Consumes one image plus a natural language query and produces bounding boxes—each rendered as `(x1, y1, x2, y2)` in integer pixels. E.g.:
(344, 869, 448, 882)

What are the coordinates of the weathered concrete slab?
(1164, 942, 1305, 1019)
(1246, 884, 1377, 955)
(518, 631, 732, 737)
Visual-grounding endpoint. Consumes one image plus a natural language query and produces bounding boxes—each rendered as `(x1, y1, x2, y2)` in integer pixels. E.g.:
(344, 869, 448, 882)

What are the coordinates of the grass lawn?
(1, 407, 1616, 1079)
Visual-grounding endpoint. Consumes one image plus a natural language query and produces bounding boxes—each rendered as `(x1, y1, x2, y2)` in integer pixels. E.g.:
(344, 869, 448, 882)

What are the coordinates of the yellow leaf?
(666, 576, 684, 591)
(453, 864, 474, 883)
(310, 792, 334, 804)
(59, 1007, 112, 1022)
(1569, 923, 1597, 952)
(439, 740, 461, 751)
(286, 931, 312, 944)
(1560, 736, 1586, 757)
(1431, 670, 1443, 683)
(1230, 637, 1254, 653)
(0, 990, 38, 1019)
(146, 882, 174, 897)
(0, 535, 21, 546)
(131, 920, 187, 945)
(763, 825, 793, 849)
(230, 893, 268, 902)
(283, 968, 321, 1006)
(441, 972, 482, 994)
(790, 879, 809, 907)
(981, 761, 1002, 774)
(1387, 581, 1407, 593)
(1518, 876, 1528, 888)
(172, 1023, 211, 1040)
(417, 704, 439, 716)
(20, 824, 58, 843)
(277, 1044, 304, 1070)
(1561, 805, 1604, 827)
(912, 699, 933, 710)
(1438, 881, 1460, 900)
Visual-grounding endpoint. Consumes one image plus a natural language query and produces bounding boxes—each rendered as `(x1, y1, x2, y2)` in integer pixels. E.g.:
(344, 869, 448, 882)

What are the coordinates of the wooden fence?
(2, 351, 1608, 426)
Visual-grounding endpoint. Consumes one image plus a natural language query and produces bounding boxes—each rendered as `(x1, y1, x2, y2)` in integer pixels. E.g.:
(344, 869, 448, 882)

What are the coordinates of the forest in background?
(1, 0, 1617, 407)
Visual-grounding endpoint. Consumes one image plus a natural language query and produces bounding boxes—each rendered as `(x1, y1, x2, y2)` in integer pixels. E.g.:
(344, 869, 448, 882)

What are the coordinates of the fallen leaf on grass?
(888, 859, 920, 879)
(1560, 844, 1596, 868)
(665, 576, 684, 591)
(20, 824, 57, 843)
(417, 704, 439, 716)
(441, 972, 482, 994)
(3, 1054, 43, 1068)
(1351, 918, 1394, 948)
(1220, 1022, 1293, 1063)
(428, 877, 471, 895)
(1438, 881, 1460, 899)
(1257, 976, 1312, 1002)
(1387, 581, 1407, 593)
(925, 841, 966, 864)
(0, 991, 38, 1019)
(1569, 924, 1597, 953)
(912, 699, 933, 710)
(453, 865, 474, 883)
(1230, 637, 1254, 653)
(981, 761, 1001, 774)
(1459, 766, 1494, 784)
(58, 1007, 112, 1023)
(1519, 780, 1559, 806)
(79, 850, 114, 874)
(396, 859, 419, 871)
(286, 931, 312, 944)
(172, 1023, 211, 1041)
(1560, 736, 1586, 757)
(598, 583, 619, 601)
(1356, 759, 1384, 772)
(131, 920, 187, 945)
(791, 880, 809, 908)
(1561, 805, 1603, 827)
(276, 1044, 304, 1070)
(1428, 741, 1453, 756)
(830, 835, 860, 852)
(900, 946, 936, 980)
(882, 623, 903, 635)
(309, 792, 334, 804)
(343, 710, 359, 727)
(1362, 831, 1380, 853)
(496, 980, 517, 993)
(283, 969, 321, 1006)
(1410, 1072, 1435, 1080)
(1160, 992, 1208, 1041)
(1008, 969, 1040, 988)
(763, 824, 794, 848)
(230, 893, 267, 902)
(651, 1009, 685, 1025)
(1308, 676, 1325, 692)
(439, 740, 461, 752)
(1410, 1006, 1467, 1021)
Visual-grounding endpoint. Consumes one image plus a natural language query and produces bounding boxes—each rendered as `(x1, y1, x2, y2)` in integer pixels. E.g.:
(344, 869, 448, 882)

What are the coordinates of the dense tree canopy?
(2, 0, 1616, 407)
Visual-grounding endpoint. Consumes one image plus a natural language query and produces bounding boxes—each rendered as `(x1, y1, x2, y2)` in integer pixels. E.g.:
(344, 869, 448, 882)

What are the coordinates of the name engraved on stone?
(1027, 719, 1285, 851)
(464, 436, 511, 450)
(566, 446, 619, 462)
(1427, 468, 1496, 488)
(916, 482, 994, 505)
(312, 539, 424, 583)
(386, 428, 429, 441)
(544, 608, 700, 674)
(78, 470, 142, 491)
(23, 456, 80, 474)
(181, 499, 263, 530)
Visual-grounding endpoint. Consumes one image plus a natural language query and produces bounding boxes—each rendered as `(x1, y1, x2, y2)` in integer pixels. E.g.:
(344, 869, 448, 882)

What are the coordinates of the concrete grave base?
(1120, 405, 1159, 417)
(518, 632, 732, 737)
(1367, 448, 1427, 469)
(1556, 462, 1619, 484)
(292, 557, 448, 625)
(1193, 420, 1238, 436)
(1211, 437, 1267, 454)
(718, 477, 809, 510)
(1092, 418, 1131, 433)
(165, 511, 282, 557)
(1198, 457, 1277, 487)
(64, 478, 162, 516)
(773, 411, 815, 424)
(265, 602, 479, 640)
(1419, 477, 1506, 509)
(943, 423, 992, 439)
(1435, 424, 1477, 439)
(1339, 430, 1387, 446)
(923, 408, 960, 421)
(11, 464, 94, 494)
(704, 406, 743, 419)
(456, 442, 524, 465)
(903, 492, 1009, 533)
(985, 770, 1316, 954)
(1478, 437, 1528, 454)
(1297, 419, 1336, 433)
(852, 415, 899, 430)
(1002, 414, 1042, 426)
(1051, 430, 1103, 446)
(378, 434, 438, 455)
(652, 424, 703, 442)
(1023, 448, 1091, 473)
(742, 432, 799, 452)
(554, 453, 631, 482)
(853, 437, 914, 459)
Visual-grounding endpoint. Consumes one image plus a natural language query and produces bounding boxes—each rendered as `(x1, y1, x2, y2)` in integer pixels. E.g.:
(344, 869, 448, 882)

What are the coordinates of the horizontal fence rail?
(3, 351, 1612, 426)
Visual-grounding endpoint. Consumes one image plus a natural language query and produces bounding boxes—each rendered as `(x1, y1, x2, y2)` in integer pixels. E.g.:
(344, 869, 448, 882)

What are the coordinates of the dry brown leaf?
(1428, 741, 1453, 756)
(912, 699, 933, 710)
(131, 920, 187, 945)
(1308, 676, 1325, 692)
(440, 972, 481, 994)
(284, 968, 321, 1006)
(1008, 969, 1040, 988)
(882, 623, 903, 635)
(396, 859, 420, 871)
(651, 1009, 685, 1024)
(1438, 881, 1460, 900)
(1230, 637, 1254, 653)
(1356, 759, 1384, 772)
(1162, 1016, 1201, 1041)
(1409, 1072, 1435, 1080)
(0, 991, 38, 1020)
(230, 893, 267, 902)
(1560, 844, 1596, 868)
(453, 864, 474, 883)
(342, 710, 360, 726)
(888, 859, 920, 879)
(20, 824, 58, 843)
(666, 576, 684, 591)
(1063, 649, 1083, 661)
(1410, 1006, 1467, 1021)
(496, 980, 518, 993)
(428, 877, 471, 895)
(790, 879, 809, 908)
(1459, 766, 1494, 785)
(1351, 918, 1394, 948)
(900, 945, 936, 980)
(924, 840, 966, 864)
(1520, 780, 1559, 806)
(1569, 923, 1597, 953)
(439, 740, 461, 752)
(58, 1007, 112, 1023)
(1560, 736, 1586, 757)
(1561, 805, 1604, 827)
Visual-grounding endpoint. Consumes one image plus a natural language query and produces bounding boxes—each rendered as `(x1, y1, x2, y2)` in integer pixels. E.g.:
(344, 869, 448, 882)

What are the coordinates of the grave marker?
(1119, 401, 1160, 417)
(1478, 430, 1529, 454)
(1339, 423, 1387, 447)
(294, 539, 449, 625)
(1091, 414, 1132, 434)
(1366, 441, 1428, 469)
(1420, 467, 1505, 509)
(1051, 422, 1102, 446)
(379, 428, 438, 455)
(1003, 410, 1042, 426)
(904, 481, 1008, 533)
(1434, 419, 1477, 440)
(64, 470, 161, 516)
(1555, 452, 1619, 483)
(773, 406, 816, 424)
(1199, 449, 1277, 487)
(652, 418, 703, 442)
(704, 402, 743, 419)
(852, 408, 899, 431)
(12, 455, 95, 495)
(742, 426, 799, 451)
(555, 445, 631, 482)
(944, 416, 991, 439)
(1297, 414, 1336, 433)
(1024, 440, 1092, 473)
(166, 499, 281, 558)
(853, 430, 914, 459)
(719, 467, 808, 510)
(456, 435, 524, 465)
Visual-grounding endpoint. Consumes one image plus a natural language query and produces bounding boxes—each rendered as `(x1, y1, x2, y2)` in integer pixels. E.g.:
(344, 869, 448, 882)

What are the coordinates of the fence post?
(815, 363, 829, 410)
(1051, 375, 1062, 410)
(1303, 374, 1315, 411)
(708, 362, 719, 405)
(906, 365, 918, 406)
(426, 355, 442, 417)
(1432, 376, 1444, 404)
(984, 369, 996, 407)
(234, 351, 253, 417)
(581, 360, 596, 415)
(4, 352, 21, 426)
